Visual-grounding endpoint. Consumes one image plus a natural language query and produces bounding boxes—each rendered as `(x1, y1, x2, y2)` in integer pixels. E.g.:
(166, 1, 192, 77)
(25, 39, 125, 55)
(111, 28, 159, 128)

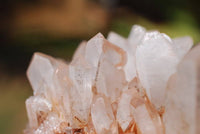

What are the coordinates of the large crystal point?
(135, 31, 179, 109)
(163, 44, 200, 134)
(25, 25, 199, 134)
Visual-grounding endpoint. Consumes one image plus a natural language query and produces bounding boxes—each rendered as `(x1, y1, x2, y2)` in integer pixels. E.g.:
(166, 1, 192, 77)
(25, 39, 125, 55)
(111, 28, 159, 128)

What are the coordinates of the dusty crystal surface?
(25, 25, 200, 134)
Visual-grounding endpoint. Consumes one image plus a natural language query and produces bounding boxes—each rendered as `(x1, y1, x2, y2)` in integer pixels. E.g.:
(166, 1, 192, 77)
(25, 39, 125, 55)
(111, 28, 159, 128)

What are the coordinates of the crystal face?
(25, 25, 200, 134)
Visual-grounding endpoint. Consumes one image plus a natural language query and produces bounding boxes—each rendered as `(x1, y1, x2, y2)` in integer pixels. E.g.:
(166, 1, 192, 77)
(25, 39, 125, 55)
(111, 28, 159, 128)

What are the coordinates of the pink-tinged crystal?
(26, 96, 52, 129)
(164, 44, 200, 134)
(107, 25, 145, 82)
(96, 40, 127, 103)
(116, 89, 134, 132)
(172, 36, 193, 60)
(25, 25, 199, 134)
(91, 95, 115, 134)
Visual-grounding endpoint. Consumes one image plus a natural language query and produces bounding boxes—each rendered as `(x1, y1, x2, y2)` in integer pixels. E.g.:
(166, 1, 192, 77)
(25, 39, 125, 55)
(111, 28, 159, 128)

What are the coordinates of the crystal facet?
(25, 25, 200, 134)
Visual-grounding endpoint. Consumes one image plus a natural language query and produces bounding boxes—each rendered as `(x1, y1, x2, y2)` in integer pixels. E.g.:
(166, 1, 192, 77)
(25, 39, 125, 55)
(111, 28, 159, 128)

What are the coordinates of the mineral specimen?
(25, 25, 200, 134)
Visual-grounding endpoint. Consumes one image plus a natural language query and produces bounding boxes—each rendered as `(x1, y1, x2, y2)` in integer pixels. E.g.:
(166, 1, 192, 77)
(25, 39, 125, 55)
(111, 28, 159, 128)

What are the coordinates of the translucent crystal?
(107, 25, 146, 82)
(25, 25, 199, 134)
(116, 89, 134, 132)
(163, 45, 200, 134)
(91, 95, 115, 134)
(135, 31, 179, 109)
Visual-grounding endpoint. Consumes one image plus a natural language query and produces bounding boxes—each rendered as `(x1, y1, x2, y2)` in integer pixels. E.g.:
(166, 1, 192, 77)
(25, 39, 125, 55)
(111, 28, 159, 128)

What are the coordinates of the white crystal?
(91, 96, 115, 134)
(25, 25, 199, 134)
(96, 41, 127, 102)
(107, 25, 146, 82)
(34, 113, 62, 134)
(26, 96, 52, 129)
(133, 104, 157, 134)
(136, 31, 179, 109)
(85, 33, 104, 68)
(116, 89, 134, 132)
(128, 25, 146, 45)
(68, 65, 93, 124)
(27, 53, 55, 96)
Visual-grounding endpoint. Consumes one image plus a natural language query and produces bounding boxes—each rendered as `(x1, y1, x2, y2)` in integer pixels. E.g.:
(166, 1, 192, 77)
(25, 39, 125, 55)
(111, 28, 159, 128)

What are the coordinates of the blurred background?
(0, 0, 200, 133)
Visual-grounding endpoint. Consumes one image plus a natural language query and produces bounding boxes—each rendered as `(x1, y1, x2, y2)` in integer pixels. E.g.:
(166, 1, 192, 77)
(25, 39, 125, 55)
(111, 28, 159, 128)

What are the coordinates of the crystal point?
(136, 31, 179, 109)
(25, 25, 200, 134)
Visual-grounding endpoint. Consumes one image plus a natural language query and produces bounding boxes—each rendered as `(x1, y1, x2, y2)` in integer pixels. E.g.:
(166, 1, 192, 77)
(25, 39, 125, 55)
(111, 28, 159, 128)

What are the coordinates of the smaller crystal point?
(91, 95, 115, 134)
(27, 52, 55, 96)
(117, 89, 134, 132)
(25, 25, 200, 134)
(128, 25, 146, 45)
(85, 33, 104, 68)
(26, 96, 52, 129)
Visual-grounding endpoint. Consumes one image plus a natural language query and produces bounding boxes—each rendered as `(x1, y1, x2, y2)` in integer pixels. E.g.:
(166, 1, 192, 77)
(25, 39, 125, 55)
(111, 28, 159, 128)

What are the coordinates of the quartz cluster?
(25, 25, 200, 134)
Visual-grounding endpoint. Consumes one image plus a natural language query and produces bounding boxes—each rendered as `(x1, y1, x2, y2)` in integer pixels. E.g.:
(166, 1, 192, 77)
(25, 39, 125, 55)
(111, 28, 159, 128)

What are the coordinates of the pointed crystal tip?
(25, 25, 200, 134)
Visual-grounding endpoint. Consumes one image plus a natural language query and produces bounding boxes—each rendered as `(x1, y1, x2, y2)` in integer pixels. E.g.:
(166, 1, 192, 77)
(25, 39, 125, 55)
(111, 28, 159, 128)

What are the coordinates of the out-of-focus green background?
(0, 0, 200, 133)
